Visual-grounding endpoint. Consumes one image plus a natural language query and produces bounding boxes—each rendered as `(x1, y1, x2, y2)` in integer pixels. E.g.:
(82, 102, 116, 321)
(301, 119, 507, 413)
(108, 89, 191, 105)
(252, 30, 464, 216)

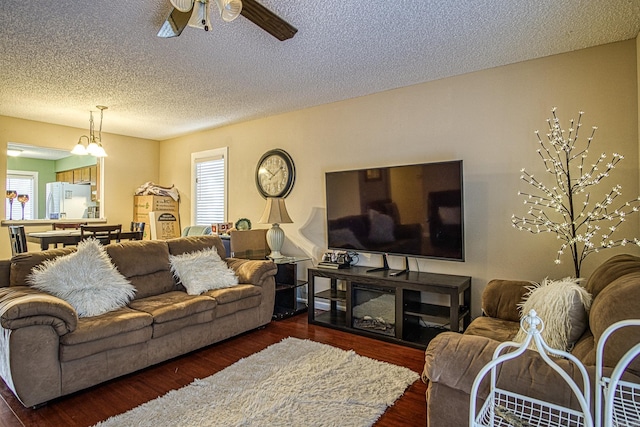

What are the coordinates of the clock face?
(256, 149, 295, 198)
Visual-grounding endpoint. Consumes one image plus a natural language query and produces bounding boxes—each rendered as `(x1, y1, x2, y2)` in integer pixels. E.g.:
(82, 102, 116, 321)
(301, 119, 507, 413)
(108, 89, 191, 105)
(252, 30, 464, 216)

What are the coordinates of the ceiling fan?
(157, 0, 297, 41)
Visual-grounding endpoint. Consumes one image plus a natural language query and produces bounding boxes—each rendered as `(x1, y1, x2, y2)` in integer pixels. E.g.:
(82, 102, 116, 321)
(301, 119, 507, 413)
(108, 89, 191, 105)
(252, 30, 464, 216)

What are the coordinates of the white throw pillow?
(169, 247, 238, 295)
(514, 277, 592, 352)
(28, 239, 136, 317)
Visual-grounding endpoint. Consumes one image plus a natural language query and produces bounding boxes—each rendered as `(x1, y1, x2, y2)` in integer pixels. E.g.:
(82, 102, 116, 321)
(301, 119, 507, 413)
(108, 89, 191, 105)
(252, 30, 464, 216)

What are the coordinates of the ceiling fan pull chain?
(203, 0, 209, 31)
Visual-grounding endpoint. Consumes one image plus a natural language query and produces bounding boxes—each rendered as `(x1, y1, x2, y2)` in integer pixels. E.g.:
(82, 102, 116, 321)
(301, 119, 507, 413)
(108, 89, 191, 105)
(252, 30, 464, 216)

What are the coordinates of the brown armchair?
(422, 254, 640, 427)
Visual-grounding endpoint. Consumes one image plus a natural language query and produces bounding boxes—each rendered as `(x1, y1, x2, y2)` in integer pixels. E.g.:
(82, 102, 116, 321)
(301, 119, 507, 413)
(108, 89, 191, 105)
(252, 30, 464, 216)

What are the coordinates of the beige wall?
(0, 40, 636, 316)
(0, 116, 160, 255)
(160, 40, 640, 315)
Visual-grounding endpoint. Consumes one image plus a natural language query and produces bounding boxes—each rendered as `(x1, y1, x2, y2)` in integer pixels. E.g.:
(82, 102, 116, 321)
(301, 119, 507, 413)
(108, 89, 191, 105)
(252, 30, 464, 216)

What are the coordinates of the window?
(191, 148, 228, 225)
(6, 170, 37, 220)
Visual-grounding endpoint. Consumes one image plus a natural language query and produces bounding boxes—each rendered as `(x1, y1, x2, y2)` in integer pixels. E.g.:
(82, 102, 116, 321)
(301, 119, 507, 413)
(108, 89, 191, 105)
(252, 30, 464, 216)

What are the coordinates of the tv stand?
(366, 254, 410, 277)
(308, 266, 471, 349)
(366, 253, 391, 273)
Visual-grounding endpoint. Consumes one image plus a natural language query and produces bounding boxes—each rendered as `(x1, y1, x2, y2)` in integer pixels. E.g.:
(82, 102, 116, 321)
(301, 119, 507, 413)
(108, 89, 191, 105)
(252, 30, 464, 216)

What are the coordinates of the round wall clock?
(255, 149, 296, 198)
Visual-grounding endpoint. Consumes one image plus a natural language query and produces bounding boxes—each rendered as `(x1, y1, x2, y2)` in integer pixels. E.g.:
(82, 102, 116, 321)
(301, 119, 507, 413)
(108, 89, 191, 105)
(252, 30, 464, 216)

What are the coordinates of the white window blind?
(192, 148, 227, 225)
(6, 171, 36, 220)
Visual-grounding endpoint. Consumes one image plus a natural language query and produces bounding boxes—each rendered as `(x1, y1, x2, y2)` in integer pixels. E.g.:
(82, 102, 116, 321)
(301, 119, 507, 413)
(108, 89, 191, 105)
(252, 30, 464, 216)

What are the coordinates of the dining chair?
(129, 221, 145, 240)
(8, 225, 28, 256)
(229, 229, 268, 259)
(52, 222, 87, 230)
(80, 224, 122, 245)
(52, 222, 87, 247)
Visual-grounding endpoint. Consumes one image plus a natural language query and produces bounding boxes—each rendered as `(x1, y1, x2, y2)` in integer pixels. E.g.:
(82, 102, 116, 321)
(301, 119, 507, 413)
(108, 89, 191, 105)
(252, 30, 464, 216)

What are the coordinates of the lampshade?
(188, 0, 212, 31)
(215, 0, 242, 22)
(259, 197, 293, 225)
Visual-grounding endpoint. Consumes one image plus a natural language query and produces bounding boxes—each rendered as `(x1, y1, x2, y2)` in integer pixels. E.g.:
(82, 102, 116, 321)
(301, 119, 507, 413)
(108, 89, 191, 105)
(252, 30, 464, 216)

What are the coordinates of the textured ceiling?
(1, 1, 639, 141)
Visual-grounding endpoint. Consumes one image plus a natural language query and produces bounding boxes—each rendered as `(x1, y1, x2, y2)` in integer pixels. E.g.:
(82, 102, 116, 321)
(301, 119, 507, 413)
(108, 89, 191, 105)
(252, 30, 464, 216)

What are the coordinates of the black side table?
(271, 256, 310, 320)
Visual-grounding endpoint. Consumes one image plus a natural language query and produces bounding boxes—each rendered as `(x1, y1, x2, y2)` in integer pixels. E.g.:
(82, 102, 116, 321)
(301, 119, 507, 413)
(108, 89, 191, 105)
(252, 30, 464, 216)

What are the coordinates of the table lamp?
(258, 197, 293, 259)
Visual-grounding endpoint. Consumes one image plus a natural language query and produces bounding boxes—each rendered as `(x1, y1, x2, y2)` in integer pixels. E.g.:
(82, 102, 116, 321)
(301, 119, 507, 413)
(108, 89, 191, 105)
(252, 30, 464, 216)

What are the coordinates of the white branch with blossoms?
(511, 108, 640, 277)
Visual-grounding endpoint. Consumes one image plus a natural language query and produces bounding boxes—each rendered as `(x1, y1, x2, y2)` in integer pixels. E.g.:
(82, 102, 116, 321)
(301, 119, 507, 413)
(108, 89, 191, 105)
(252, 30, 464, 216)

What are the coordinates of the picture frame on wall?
(365, 168, 382, 181)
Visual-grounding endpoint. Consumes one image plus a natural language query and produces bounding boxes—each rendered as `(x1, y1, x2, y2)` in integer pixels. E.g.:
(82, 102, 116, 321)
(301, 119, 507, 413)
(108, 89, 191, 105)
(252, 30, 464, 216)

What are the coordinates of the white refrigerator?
(45, 182, 92, 219)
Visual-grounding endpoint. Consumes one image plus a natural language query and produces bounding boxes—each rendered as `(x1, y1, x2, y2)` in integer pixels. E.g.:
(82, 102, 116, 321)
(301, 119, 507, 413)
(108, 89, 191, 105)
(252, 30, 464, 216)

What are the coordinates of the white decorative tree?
(511, 108, 640, 277)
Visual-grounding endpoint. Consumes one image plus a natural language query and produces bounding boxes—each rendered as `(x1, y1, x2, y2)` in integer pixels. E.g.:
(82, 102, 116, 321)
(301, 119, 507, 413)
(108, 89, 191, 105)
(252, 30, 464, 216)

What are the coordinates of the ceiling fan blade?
(240, 0, 297, 41)
(157, 8, 192, 38)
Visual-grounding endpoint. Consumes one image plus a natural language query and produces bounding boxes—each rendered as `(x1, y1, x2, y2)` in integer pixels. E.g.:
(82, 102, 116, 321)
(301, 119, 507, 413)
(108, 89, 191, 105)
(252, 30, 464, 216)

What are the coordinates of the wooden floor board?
(0, 313, 426, 427)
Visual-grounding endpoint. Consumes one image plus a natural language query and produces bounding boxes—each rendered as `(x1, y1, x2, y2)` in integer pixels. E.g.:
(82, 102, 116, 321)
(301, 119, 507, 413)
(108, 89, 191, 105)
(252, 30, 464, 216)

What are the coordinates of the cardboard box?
(133, 195, 179, 215)
(148, 212, 181, 240)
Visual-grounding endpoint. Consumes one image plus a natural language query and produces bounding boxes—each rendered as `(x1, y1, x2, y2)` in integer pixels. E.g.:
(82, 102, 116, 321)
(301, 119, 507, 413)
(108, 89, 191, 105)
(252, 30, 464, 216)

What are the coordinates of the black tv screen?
(325, 160, 464, 261)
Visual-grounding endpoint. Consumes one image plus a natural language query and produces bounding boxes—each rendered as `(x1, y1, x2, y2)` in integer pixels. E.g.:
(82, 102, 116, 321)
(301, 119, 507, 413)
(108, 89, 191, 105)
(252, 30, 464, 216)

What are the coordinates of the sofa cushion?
(204, 284, 262, 318)
(463, 316, 520, 342)
(128, 291, 217, 338)
(9, 247, 76, 287)
(589, 271, 640, 375)
(167, 235, 227, 260)
(105, 240, 169, 277)
(27, 239, 136, 318)
(59, 306, 153, 362)
(585, 254, 640, 299)
(481, 279, 530, 322)
(204, 284, 261, 305)
(105, 240, 177, 299)
(169, 247, 238, 295)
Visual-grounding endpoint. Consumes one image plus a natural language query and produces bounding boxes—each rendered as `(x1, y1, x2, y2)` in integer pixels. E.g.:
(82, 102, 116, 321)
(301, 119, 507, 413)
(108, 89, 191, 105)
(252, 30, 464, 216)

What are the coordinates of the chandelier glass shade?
(71, 106, 108, 157)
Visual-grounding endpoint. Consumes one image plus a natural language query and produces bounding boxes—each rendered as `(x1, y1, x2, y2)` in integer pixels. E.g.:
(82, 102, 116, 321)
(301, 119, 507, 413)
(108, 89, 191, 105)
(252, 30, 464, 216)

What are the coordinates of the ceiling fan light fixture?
(170, 0, 195, 13)
(215, 0, 242, 22)
(188, 0, 212, 31)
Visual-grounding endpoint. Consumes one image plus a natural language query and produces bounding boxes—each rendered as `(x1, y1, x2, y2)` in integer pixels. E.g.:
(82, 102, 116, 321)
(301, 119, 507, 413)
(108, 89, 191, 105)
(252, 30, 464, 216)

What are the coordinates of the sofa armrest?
(423, 332, 590, 410)
(0, 286, 77, 335)
(481, 279, 531, 321)
(226, 258, 277, 286)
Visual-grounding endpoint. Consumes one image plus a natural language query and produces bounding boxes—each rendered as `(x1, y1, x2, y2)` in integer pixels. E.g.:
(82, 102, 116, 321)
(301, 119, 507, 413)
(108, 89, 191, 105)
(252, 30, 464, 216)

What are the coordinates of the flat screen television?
(325, 160, 464, 262)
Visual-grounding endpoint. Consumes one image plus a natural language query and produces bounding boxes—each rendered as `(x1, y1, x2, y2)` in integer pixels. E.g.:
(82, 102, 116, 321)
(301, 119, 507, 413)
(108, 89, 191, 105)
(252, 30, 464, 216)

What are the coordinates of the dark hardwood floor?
(0, 313, 427, 427)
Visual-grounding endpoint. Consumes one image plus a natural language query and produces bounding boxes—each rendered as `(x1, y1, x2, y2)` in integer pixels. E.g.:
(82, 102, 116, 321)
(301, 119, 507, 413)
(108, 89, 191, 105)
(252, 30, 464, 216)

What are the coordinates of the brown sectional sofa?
(0, 235, 277, 407)
(422, 254, 640, 426)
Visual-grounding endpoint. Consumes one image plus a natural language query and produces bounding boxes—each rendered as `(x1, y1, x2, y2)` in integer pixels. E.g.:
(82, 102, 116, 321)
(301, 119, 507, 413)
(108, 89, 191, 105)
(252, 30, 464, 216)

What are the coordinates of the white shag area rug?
(94, 337, 419, 427)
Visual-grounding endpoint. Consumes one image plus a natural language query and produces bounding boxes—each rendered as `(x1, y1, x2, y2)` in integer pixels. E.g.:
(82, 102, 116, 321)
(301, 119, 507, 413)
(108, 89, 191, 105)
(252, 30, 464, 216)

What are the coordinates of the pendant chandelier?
(71, 105, 108, 157)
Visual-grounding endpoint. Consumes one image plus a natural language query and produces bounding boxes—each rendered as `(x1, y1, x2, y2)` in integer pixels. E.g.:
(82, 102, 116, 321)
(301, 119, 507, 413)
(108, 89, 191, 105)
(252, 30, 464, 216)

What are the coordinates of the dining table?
(26, 229, 143, 251)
